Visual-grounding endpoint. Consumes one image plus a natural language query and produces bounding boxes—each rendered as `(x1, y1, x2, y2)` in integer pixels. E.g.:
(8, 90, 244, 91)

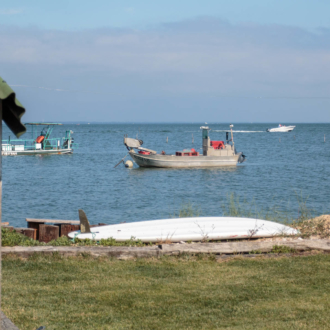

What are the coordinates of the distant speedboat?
(266, 124, 295, 132)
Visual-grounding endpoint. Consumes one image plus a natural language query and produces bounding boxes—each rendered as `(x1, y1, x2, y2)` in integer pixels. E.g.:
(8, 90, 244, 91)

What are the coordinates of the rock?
(0, 312, 19, 330)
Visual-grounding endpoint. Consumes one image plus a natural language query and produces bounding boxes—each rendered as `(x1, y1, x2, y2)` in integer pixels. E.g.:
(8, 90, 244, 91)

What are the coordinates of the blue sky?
(2, 0, 330, 30)
(1, 0, 330, 122)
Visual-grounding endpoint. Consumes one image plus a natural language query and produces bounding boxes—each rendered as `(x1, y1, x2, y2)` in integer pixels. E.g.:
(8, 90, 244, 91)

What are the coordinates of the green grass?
(271, 245, 298, 254)
(172, 202, 201, 218)
(3, 254, 330, 329)
(1, 228, 148, 247)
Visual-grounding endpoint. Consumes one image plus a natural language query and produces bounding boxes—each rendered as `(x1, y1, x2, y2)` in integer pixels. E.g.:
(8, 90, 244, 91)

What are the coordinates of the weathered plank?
(39, 225, 59, 243)
(2, 239, 330, 260)
(26, 218, 80, 224)
(1, 246, 161, 259)
(1, 222, 9, 226)
(159, 239, 330, 255)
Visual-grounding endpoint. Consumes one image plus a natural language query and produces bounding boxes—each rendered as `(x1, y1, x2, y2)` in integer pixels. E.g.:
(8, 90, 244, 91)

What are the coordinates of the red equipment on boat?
(138, 151, 151, 155)
(35, 136, 45, 143)
(210, 141, 225, 149)
(176, 148, 199, 156)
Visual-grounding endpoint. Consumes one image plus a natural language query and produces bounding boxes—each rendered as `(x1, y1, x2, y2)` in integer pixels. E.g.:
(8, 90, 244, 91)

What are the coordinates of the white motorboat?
(266, 124, 295, 132)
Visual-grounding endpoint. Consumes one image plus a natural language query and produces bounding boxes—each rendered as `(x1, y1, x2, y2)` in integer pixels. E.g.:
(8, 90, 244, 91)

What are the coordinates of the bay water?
(3, 123, 330, 227)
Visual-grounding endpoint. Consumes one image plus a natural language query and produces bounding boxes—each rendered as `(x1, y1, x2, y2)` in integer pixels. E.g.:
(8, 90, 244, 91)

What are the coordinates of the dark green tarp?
(0, 76, 26, 137)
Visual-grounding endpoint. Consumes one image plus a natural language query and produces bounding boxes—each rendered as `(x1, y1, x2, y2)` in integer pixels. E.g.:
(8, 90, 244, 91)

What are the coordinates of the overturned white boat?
(69, 211, 298, 242)
(123, 125, 245, 168)
(266, 124, 295, 132)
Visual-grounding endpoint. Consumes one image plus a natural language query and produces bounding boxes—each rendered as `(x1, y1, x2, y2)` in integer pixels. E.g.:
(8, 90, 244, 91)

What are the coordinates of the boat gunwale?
(130, 152, 240, 163)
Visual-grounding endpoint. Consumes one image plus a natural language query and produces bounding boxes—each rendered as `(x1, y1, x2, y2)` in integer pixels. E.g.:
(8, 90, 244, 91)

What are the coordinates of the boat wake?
(213, 130, 264, 133)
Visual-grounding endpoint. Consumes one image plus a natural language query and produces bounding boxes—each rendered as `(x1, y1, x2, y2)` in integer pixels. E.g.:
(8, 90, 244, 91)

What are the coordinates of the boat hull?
(1, 148, 73, 156)
(68, 217, 298, 242)
(129, 151, 242, 168)
(266, 126, 295, 132)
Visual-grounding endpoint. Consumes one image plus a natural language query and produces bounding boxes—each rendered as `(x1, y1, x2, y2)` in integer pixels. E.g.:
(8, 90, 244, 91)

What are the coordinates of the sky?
(1, 0, 330, 122)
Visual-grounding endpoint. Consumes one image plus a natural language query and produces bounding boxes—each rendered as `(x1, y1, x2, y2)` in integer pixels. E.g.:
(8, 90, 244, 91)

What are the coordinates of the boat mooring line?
(114, 153, 129, 168)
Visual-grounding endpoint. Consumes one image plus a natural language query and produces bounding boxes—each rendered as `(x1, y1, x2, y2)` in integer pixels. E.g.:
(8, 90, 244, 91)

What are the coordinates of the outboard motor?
(238, 153, 246, 163)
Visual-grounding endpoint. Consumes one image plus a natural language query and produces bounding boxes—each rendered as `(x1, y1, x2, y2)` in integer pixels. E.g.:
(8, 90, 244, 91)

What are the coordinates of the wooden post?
(27, 222, 42, 240)
(60, 224, 80, 237)
(60, 224, 72, 237)
(39, 225, 59, 243)
(70, 224, 80, 232)
(14, 228, 37, 240)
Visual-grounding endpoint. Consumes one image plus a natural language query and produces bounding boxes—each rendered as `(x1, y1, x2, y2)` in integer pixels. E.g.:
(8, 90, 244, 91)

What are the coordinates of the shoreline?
(2, 237, 330, 260)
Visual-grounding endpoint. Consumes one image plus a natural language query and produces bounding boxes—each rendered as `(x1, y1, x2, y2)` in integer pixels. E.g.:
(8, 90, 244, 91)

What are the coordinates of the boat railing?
(2, 137, 78, 151)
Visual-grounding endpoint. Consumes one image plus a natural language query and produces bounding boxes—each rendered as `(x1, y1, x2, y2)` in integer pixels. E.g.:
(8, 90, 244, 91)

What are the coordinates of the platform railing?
(2, 137, 78, 151)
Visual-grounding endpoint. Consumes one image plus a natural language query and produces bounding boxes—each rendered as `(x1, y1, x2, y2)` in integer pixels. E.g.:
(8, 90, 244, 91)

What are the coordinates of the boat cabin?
(200, 126, 235, 157)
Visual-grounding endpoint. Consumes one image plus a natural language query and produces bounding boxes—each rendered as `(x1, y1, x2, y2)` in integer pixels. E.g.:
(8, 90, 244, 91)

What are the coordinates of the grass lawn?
(2, 253, 330, 330)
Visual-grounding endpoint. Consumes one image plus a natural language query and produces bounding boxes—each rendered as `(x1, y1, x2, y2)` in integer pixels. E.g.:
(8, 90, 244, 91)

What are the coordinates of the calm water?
(2, 123, 330, 227)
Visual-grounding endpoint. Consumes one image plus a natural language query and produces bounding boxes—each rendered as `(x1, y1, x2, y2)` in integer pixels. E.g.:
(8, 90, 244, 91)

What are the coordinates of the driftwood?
(26, 218, 80, 224)
(1, 239, 330, 260)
